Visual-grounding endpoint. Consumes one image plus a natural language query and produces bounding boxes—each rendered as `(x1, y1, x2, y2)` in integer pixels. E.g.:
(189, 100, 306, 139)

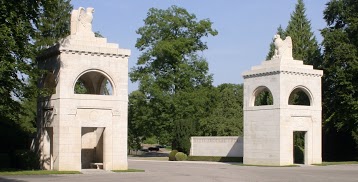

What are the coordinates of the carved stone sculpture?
(71, 7, 95, 36)
(272, 34, 293, 60)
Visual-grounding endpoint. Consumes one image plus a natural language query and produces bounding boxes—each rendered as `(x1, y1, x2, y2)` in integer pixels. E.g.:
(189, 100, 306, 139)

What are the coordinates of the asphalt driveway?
(1, 160, 357, 182)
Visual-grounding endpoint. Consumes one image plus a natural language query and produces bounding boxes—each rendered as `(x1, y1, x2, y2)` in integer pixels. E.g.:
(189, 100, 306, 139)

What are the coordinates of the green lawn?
(112, 168, 145, 172)
(0, 170, 80, 176)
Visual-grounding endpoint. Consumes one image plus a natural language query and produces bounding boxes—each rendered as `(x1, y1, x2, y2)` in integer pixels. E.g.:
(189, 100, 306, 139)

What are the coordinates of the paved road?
(1, 160, 357, 182)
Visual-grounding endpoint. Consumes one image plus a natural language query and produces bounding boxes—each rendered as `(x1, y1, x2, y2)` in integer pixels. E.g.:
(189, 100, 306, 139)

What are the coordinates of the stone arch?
(288, 86, 312, 106)
(252, 86, 274, 106)
(73, 69, 115, 95)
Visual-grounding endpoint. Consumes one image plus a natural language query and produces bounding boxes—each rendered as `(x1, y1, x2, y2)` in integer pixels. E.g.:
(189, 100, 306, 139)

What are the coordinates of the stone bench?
(90, 162, 103, 169)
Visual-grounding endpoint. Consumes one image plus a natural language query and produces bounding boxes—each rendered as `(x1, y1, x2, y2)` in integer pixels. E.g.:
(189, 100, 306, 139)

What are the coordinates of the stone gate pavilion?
(36, 7, 130, 171)
(242, 35, 323, 165)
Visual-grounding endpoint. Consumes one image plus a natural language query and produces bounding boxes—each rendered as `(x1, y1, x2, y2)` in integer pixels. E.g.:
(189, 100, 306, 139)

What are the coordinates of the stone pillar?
(103, 126, 113, 170)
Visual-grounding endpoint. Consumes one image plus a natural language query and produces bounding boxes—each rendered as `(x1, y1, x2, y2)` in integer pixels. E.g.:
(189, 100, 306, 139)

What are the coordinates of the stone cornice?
(60, 49, 130, 58)
(243, 70, 323, 79)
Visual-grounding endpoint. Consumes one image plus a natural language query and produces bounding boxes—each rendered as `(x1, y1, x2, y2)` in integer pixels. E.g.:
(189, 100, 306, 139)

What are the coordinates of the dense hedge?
(187, 156, 243, 162)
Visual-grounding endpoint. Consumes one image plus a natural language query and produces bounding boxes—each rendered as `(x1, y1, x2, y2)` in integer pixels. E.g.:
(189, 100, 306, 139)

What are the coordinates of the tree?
(266, 0, 321, 67)
(0, 0, 40, 126)
(130, 6, 217, 151)
(285, 0, 321, 67)
(321, 0, 358, 160)
(34, 0, 72, 52)
(199, 84, 243, 136)
(0, 0, 72, 168)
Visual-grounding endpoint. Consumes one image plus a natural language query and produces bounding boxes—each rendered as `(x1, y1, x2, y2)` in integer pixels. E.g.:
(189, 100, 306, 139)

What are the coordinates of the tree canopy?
(130, 6, 217, 153)
(0, 0, 72, 168)
(321, 0, 358, 160)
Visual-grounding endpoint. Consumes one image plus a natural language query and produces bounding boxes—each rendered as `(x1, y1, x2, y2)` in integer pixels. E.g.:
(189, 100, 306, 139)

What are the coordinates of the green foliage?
(143, 136, 158, 145)
(0, 0, 39, 123)
(285, 0, 321, 67)
(169, 150, 178, 161)
(266, 0, 321, 67)
(199, 84, 244, 136)
(172, 119, 192, 155)
(288, 89, 310, 106)
(13, 150, 39, 170)
(130, 6, 217, 149)
(33, 0, 72, 52)
(175, 152, 188, 161)
(321, 0, 358, 160)
(254, 90, 273, 106)
(0, 0, 72, 169)
(74, 80, 88, 94)
(128, 90, 155, 150)
(187, 156, 243, 162)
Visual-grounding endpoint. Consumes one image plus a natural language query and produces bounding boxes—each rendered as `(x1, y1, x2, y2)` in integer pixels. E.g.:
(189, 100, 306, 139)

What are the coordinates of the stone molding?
(61, 49, 129, 58)
(243, 70, 323, 79)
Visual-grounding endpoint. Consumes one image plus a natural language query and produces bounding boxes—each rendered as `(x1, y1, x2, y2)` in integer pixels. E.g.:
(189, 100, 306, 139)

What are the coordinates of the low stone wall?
(190, 136, 243, 157)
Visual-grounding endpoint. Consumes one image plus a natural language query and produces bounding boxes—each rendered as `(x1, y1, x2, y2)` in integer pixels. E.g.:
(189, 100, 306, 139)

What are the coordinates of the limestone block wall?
(190, 137, 243, 157)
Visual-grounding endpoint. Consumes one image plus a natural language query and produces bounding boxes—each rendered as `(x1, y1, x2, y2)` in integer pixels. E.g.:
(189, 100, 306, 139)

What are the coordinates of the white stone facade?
(242, 35, 323, 165)
(36, 7, 130, 171)
(190, 137, 243, 157)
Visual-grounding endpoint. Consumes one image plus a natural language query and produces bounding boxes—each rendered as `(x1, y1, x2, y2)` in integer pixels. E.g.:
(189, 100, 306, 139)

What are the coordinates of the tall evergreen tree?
(265, 0, 321, 67)
(321, 0, 358, 160)
(285, 0, 321, 67)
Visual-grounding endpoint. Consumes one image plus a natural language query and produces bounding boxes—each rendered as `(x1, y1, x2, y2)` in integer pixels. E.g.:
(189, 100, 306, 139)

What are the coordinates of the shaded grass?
(313, 161, 358, 166)
(187, 156, 243, 163)
(232, 163, 299, 167)
(0, 170, 80, 176)
(112, 168, 145, 172)
(129, 156, 169, 161)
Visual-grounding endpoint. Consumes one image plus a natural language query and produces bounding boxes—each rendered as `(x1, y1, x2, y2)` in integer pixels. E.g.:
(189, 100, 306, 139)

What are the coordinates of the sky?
(71, 0, 329, 92)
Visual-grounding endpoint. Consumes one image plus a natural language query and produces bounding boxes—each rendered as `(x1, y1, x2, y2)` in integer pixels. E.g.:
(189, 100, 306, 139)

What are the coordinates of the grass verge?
(187, 156, 243, 163)
(0, 170, 80, 176)
(313, 161, 358, 166)
(129, 156, 169, 161)
(112, 168, 145, 172)
(232, 163, 299, 167)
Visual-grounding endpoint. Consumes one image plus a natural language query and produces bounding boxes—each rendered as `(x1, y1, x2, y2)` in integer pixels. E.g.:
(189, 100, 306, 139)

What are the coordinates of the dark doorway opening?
(293, 131, 306, 164)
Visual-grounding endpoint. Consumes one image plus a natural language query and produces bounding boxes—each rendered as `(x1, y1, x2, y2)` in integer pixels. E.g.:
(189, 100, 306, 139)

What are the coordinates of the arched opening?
(253, 86, 273, 106)
(74, 71, 114, 95)
(288, 88, 311, 106)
